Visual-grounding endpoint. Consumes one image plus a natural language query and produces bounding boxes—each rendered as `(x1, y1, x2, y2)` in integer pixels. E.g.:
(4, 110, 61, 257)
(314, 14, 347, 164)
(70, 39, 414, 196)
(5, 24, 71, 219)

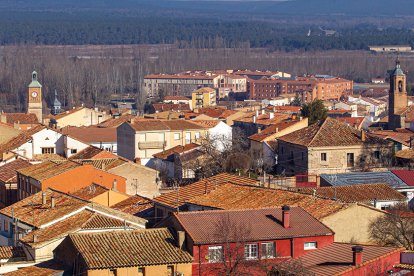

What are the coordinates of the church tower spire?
(27, 71, 43, 123)
(388, 58, 408, 130)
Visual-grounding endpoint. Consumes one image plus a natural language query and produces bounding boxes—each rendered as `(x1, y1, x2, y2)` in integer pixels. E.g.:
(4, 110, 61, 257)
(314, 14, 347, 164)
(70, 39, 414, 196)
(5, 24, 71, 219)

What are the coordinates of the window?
(321, 153, 327, 162)
(347, 153, 355, 167)
(244, 243, 258, 260)
(41, 147, 55, 154)
(174, 133, 180, 140)
(261, 242, 276, 259)
(304, 242, 317, 250)
(167, 266, 174, 276)
(3, 220, 9, 232)
(374, 150, 380, 159)
(109, 269, 117, 276)
(208, 246, 223, 263)
(195, 132, 200, 140)
(70, 149, 77, 154)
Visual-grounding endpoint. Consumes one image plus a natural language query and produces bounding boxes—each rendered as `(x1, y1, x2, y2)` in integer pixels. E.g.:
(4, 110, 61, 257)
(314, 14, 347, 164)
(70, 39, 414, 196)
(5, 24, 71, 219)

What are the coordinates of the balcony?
(138, 141, 166, 150)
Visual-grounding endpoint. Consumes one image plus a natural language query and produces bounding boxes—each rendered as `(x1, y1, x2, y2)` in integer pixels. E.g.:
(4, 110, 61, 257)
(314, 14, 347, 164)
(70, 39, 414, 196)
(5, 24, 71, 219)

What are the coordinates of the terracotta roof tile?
(17, 160, 80, 181)
(71, 183, 109, 200)
(153, 173, 259, 209)
(335, 117, 365, 128)
(174, 207, 334, 245)
(278, 117, 390, 147)
(191, 120, 220, 128)
(300, 243, 403, 275)
(81, 213, 127, 229)
(61, 126, 116, 143)
(50, 107, 84, 120)
(68, 146, 117, 160)
(395, 149, 414, 160)
(370, 129, 414, 146)
(0, 159, 32, 183)
(293, 184, 406, 203)
(97, 114, 136, 128)
(0, 246, 26, 260)
(2, 113, 39, 124)
(68, 228, 193, 269)
(111, 195, 154, 216)
(164, 96, 190, 101)
(0, 189, 88, 228)
(0, 125, 46, 155)
(3, 261, 65, 276)
(186, 183, 347, 220)
(153, 143, 200, 160)
(152, 103, 191, 112)
(248, 120, 300, 142)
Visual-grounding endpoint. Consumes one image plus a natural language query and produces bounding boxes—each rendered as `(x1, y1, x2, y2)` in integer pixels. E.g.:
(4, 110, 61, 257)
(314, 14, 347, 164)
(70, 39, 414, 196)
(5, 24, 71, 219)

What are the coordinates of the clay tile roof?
(197, 108, 226, 118)
(248, 120, 299, 142)
(3, 261, 65, 276)
(153, 143, 200, 160)
(278, 117, 389, 147)
(335, 117, 365, 128)
(0, 189, 88, 228)
(3, 113, 39, 124)
(300, 243, 403, 276)
(370, 129, 414, 146)
(0, 125, 46, 155)
(191, 120, 220, 128)
(111, 195, 154, 216)
(68, 228, 193, 269)
(153, 173, 259, 209)
(71, 183, 109, 200)
(293, 184, 406, 203)
(17, 160, 80, 181)
(174, 207, 334, 245)
(61, 126, 116, 143)
(0, 246, 26, 260)
(186, 183, 347, 220)
(97, 114, 136, 128)
(68, 146, 117, 160)
(152, 103, 191, 112)
(395, 148, 414, 160)
(51, 107, 84, 120)
(81, 213, 126, 229)
(0, 159, 32, 183)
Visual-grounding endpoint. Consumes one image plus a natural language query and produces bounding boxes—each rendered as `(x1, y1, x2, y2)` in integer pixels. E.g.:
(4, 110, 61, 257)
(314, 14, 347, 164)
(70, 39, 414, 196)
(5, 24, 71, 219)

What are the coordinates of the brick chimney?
(42, 192, 47, 205)
(352, 246, 363, 266)
(282, 205, 290, 228)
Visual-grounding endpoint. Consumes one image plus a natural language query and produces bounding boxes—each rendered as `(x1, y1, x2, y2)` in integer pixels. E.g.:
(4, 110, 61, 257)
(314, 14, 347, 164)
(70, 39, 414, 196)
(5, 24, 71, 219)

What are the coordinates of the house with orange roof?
(0, 188, 146, 272)
(276, 118, 393, 176)
(0, 112, 40, 130)
(45, 106, 111, 129)
(0, 159, 32, 207)
(16, 161, 127, 200)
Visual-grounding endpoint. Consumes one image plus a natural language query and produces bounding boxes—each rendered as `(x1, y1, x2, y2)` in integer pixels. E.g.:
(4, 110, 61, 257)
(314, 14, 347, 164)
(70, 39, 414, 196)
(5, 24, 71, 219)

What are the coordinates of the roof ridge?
(308, 118, 329, 147)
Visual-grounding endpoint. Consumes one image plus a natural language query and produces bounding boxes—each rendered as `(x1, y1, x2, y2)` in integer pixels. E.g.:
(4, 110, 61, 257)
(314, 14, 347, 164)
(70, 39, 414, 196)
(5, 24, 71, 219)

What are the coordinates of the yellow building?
(55, 228, 193, 276)
(192, 87, 217, 110)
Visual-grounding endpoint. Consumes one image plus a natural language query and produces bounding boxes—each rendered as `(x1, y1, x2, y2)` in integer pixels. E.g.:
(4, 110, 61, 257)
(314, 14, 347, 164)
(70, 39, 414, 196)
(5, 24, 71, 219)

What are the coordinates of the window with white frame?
(208, 246, 223, 263)
(304, 242, 317, 250)
(41, 147, 55, 154)
(261, 242, 276, 259)
(244, 243, 258, 260)
(174, 133, 180, 140)
(195, 132, 200, 140)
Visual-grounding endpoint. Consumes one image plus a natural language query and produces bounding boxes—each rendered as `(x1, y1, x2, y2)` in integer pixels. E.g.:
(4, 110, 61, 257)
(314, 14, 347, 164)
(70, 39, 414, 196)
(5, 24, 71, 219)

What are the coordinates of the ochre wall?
(87, 263, 192, 276)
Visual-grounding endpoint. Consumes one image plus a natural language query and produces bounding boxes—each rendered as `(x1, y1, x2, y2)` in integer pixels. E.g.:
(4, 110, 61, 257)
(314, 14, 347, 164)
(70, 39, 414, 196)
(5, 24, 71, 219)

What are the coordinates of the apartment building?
(192, 87, 217, 110)
(249, 75, 353, 102)
(117, 119, 207, 165)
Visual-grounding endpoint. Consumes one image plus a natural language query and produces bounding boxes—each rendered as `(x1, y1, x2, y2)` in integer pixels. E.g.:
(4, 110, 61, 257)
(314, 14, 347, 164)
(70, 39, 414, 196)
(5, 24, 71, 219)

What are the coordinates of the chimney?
(282, 205, 290, 228)
(269, 112, 274, 119)
(361, 131, 366, 142)
(33, 235, 38, 243)
(42, 192, 47, 205)
(255, 110, 259, 117)
(178, 230, 185, 249)
(261, 109, 265, 115)
(258, 128, 262, 134)
(253, 116, 257, 124)
(112, 179, 118, 191)
(51, 196, 56, 208)
(352, 246, 363, 266)
(276, 128, 279, 133)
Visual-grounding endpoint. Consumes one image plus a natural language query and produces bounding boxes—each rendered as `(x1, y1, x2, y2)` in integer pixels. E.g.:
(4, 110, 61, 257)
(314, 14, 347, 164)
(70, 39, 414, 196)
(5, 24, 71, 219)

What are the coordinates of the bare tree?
(369, 203, 414, 250)
(268, 259, 313, 276)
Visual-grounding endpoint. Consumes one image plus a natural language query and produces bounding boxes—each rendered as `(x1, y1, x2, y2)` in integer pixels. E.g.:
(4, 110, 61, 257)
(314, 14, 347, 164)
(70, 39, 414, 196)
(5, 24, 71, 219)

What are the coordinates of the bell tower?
(389, 59, 407, 130)
(27, 71, 43, 123)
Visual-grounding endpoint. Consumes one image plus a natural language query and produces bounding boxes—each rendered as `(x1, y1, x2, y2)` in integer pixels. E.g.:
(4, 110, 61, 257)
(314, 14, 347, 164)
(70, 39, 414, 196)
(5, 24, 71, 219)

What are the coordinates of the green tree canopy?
(301, 99, 327, 124)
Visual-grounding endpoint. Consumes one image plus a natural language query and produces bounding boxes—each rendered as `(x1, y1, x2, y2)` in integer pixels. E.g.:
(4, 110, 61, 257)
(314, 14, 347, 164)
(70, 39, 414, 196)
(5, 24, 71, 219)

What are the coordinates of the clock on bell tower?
(27, 71, 43, 123)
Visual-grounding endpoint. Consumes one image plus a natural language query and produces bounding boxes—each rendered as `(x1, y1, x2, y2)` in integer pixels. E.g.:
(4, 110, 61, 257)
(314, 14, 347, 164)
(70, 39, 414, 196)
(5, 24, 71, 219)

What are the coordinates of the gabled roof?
(68, 146, 118, 160)
(370, 129, 414, 146)
(50, 107, 84, 120)
(300, 243, 403, 276)
(97, 114, 136, 128)
(3, 261, 65, 276)
(320, 171, 408, 189)
(164, 96, 190, 101)
(1, 113, 39, 124)
(335, 117, 365, 129)
(61, 126, 116, 143)
(173, 207, 334, 245)
(278, 117, 389, 147)
(71, 183, 109, 200)
(153, 143, 200, 160)
(0, 125, 46, 155)
(152, 103, 191, 112)
(0, 159, 32, 183)
(152, 173, 259, 209)
(111, 195, 154, 216)
(248, 120, 300, 142)
(0, 246, 26, 260)
(186, 183, 347, 220)
(191, 120, 221, 128)
(392, 170, 414, 187)
(17, 160, 80, 181)
(0, 189, 88, 228)
(68, 228, 193, 269)
(293, 184, 406, 203)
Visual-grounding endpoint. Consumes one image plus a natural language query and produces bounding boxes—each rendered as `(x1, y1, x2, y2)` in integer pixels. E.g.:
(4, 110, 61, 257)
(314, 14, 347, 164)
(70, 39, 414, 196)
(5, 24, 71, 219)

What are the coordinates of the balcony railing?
(138, 141, 166, 150)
